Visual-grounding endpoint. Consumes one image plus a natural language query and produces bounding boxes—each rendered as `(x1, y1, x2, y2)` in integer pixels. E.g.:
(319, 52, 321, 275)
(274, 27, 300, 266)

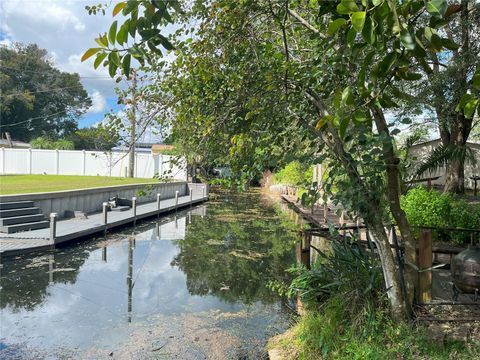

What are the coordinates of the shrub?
(401, 187, 480, 244)
(272, 161, 312, 186)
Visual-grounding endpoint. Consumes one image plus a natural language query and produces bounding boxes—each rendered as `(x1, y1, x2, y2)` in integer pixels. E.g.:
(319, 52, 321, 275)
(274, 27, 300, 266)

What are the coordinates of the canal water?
(0, 191, 303, 359)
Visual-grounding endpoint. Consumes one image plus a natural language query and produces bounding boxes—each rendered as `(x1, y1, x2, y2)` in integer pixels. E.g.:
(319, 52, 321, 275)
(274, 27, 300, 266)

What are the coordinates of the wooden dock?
(0, 193, 208, 257)
(281, 195, 365, 231)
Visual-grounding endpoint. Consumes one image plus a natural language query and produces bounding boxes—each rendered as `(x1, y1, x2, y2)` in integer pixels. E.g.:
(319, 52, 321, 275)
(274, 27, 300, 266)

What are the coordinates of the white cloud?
(86, 90, 107, 114)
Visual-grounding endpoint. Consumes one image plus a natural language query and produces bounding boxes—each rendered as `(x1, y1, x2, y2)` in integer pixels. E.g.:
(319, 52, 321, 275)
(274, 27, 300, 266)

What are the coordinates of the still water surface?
(0, 192, 301, 359)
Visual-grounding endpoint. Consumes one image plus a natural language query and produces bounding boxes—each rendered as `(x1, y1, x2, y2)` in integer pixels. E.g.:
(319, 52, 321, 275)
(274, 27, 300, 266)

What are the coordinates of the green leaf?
(341, 86, 354, 106)
(108, 21, 118, 45)
(351, 12, 366, 32)
(346, 27, 357, 45)
(316, 115, 334, 130)
(337, 0, 359, 15)
(122, 54, 131, 77)
(372, 0, 383, 5)
(339, 117, 350, 138)
(112, 2, 126, 17)
(108, 61, 117, 78)
(93, 52, 107, 69)
(473, 70, 480, 90)
(464, 99, 479, 119)
(109, 51, 120, 67)
(441, 38, 459, 50)
(362, 17, 375, 44)
(426, 0, 447, 18)
(400, 28, 416, 50)
(398, 71, 422, 81)
(81, 48, 101, 62)
(353, 110, 370, 124)
(327, 18, 347, 36)
(117, 25, 128, 45)
(158, 34, 175, 50)
(378, 52, 397, 76)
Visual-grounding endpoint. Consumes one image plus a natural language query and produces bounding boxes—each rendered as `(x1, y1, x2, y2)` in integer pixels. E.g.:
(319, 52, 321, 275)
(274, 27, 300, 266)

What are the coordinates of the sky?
(0, 0, 125, 128)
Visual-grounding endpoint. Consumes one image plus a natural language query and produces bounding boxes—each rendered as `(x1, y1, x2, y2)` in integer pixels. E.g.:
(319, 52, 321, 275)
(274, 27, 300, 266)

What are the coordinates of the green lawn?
(0, 175, 159, 195)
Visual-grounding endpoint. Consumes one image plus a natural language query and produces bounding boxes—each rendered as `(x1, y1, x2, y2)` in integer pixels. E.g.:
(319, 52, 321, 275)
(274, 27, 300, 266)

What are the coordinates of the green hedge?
(401, 187, 480, 244)
(272, 161, 312, 186)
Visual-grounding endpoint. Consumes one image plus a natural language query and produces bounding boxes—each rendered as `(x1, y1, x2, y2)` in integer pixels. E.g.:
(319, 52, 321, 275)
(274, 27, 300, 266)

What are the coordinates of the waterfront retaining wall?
(0, 182, 195, 219)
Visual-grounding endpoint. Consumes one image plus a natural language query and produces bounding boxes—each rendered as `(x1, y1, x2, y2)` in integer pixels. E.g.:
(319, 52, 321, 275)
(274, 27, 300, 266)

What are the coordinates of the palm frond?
(414, 144, 477, 178)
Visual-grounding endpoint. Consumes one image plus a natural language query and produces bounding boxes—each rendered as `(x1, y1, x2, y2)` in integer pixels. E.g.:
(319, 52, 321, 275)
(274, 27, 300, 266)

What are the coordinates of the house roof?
(410, 138, 480, 149)
(0, 139, 31, 148)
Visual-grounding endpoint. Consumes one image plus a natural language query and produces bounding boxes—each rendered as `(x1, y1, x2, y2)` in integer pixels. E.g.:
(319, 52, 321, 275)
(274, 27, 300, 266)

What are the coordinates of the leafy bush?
(31, 136, 75, 150)
(401, 187, 480, 244)
(272, 161, 312, 186)
(287, 237, 383, 312)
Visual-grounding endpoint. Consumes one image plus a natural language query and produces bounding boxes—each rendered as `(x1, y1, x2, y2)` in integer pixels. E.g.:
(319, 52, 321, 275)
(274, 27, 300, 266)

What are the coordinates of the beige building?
(408, 139, 480, 189)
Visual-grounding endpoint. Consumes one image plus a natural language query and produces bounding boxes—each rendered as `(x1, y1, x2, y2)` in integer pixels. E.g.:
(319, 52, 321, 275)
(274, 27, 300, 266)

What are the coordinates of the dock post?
(156, 193, 161, 219)
(102, 202, 108, 236)
(175, 191, 179, 210)
(189, 188, 193, 205)
(202, 185, 206, 198)
(418, 230, 433, 303)
(49, 213, 57, 244)
(132, 197, 137, 227)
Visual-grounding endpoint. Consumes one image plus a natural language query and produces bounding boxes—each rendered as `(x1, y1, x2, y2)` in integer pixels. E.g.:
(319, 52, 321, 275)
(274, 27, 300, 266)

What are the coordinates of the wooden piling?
(102, 202, 108, 236)
(418, 230, 433, 303)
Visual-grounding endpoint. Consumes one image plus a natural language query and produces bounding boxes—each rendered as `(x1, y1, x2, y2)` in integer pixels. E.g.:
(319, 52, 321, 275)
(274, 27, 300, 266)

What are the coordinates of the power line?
(0, 109, 74, 127)
(1, 84, 87, 97)
(0, 65, 113, 80)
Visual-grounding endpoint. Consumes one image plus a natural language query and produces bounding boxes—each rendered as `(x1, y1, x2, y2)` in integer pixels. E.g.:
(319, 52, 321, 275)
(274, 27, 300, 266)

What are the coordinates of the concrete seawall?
(0, 182, 207, 219)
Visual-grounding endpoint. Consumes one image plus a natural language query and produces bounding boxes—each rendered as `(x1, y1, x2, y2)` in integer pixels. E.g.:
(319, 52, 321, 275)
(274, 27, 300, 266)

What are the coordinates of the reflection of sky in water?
(0, 200, 296, 357)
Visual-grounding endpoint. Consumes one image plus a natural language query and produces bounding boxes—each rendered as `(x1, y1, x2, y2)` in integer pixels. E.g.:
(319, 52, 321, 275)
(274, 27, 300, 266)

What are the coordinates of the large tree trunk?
(367, 218, 406, 320)
(443, 114, 471, 193)
(372, 108, 416, 309)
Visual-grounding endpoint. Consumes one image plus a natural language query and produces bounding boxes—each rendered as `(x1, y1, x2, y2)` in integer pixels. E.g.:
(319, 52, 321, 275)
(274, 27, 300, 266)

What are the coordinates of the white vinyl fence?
(0, 148, 187, 180)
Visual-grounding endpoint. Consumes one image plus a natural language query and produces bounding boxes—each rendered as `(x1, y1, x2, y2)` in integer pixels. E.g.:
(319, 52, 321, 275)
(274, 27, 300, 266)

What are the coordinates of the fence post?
(28, 148, 32, 174)
(82, 150, 86, 175)
(49, 213, 57, 244)
(55, 149, 60, 175)
(1, 147, 5, 174)
(102, 202, 108, 236)
(132, 197, 137, 226)
(175, 191, 179, 210)
(109, 152, 112, 177)
(156, 193, 161, 219)
(418, 230, 433, 303)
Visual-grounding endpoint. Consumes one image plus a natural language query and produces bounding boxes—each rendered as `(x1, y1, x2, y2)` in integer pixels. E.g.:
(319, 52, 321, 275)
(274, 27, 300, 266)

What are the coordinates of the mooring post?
(102, 202, 108, 236)
(418, 230, 433, 303)
(156, 193, 161, 219)
(189, 188, 193, 205)
(48, 254, 54, 284)
(49, 213, 57, 244)
(132, 197, 137, 226)
(175, 191, 179, 210)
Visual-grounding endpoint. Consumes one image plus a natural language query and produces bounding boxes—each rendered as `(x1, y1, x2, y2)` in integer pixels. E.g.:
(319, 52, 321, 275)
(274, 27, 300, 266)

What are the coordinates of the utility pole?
(128, 70, 137, 178)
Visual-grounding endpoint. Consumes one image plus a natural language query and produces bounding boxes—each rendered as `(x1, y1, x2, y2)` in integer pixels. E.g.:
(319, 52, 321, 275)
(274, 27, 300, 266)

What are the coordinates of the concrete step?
(0, 207, 40, 218)
(1, 220, 49, 234)
(0, 214, 45, 226)
(0, 201, 35, 210)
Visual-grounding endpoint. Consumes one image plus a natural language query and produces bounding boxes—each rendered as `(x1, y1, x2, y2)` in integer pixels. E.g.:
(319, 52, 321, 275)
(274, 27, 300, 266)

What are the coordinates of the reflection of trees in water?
(0, 249, 89, 311)
(171, 192, 297, 304)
